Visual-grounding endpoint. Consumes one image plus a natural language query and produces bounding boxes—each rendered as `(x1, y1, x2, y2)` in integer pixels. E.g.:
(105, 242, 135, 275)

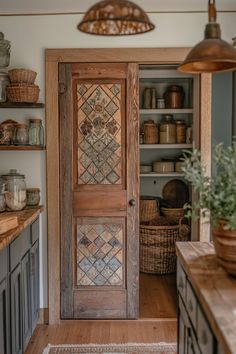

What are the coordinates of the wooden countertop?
(0, 206, 43, 252)
(176, 242, 236, 354)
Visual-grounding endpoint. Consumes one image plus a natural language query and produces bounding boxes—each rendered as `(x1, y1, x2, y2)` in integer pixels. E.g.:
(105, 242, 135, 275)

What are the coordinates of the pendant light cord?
(208, 0, 216, 22)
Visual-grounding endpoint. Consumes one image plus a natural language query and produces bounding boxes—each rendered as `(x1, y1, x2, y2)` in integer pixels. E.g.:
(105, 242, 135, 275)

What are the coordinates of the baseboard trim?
(38, 308, 49, 324)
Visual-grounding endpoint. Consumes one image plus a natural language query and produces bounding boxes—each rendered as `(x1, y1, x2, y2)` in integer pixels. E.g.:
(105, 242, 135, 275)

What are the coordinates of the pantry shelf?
(0, 145, 46, 150)
(140, 172, 185, 177)
(139, 108, 193, 115)
(140, 144, 192, 149)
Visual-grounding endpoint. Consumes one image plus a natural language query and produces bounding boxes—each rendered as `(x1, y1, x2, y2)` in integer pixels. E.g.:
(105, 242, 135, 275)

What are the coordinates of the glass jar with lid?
(14, 123, 29, 145)
(26, 188, 40, 206)
(0, 32, 11, 67)
(28, 118, 44, 146)
(175, 119, 186, 143)
(1, 169, 26, 211)
(0, 71, 10, 102)
(159, 114, 176, 144)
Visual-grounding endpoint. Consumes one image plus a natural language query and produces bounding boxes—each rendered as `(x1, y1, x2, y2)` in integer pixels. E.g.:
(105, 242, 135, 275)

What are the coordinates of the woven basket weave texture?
(140, 220, 190, 274)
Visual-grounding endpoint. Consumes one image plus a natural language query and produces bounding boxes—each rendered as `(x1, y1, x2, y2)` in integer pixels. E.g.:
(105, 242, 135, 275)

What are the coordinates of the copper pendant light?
(77, 0, 155, 35)
(178, 0, 236, 73)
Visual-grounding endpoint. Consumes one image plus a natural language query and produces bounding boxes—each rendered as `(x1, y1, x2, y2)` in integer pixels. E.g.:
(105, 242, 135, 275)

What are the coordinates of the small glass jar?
(159, 114, 176, 144)
(28, 118, 44, 146)
(157, 98, 165, 109)
(0, 71, 10, 102)
(26, 188, 40, 206)
(1, 169, 26, 211)
(143, 120, 158, 144)
(0, 122, 14, 145)
(0, 32, 11, 68)
(176, 119, 186, 143)
(14, 123, 29, 145)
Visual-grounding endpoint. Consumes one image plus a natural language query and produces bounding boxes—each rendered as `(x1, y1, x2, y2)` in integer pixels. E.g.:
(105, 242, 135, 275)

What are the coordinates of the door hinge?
(58, 82, 66, 94)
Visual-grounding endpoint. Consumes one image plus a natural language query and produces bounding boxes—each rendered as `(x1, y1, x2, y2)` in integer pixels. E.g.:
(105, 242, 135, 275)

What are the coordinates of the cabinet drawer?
(0, 246, 8, 283)
(10, 227, 31, 271)
(31, 218, 39, 244)
(177, 261, 187, 301)
(197, 305, 214, 354)
(186, 280, 197, 331)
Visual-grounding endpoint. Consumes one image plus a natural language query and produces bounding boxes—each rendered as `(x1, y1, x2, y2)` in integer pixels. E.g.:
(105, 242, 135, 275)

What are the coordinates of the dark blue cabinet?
(10, 264, 22, 354)
(0, 278, 10, 354)
(0, 246, 10, 354)
(0, 217, 40, 354)
(30, 240, 39, 332)
(21, 252, 31, 352)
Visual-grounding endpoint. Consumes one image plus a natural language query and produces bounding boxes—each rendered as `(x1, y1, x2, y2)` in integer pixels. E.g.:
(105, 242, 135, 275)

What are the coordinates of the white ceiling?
(0, 0, 236, 14)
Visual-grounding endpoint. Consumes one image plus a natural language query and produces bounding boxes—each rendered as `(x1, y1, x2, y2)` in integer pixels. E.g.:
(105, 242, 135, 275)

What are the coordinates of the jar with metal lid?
(159, 114, 176, 144)
(0, 32, 11, 67)
(14, 123, 29, 145)
(26, 188, 40, 206)
(175, 119, 186, 143)
(1, 169, 26, 211)
(164, 85, 184, 109)
(28, 118, 44, 146)
(143, 120, 158, 144)
(0, 71, 10, 102)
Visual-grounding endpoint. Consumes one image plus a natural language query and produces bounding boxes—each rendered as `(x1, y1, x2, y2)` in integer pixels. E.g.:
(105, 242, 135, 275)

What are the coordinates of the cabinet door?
(21, 252, 31, 351)
(10, 264, 22, 354)
(0, 279, 10, 354)
(30, 240, 39, 332)
(59, 63, 139, 319)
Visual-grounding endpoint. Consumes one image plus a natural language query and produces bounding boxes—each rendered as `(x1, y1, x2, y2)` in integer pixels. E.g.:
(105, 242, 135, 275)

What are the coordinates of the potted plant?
(181, 141, 236, 276)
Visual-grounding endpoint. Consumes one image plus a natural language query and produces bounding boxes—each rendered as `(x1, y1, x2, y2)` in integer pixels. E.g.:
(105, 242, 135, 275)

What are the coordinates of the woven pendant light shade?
(78, 0, 155, 35)
(179, 0, 236, 73)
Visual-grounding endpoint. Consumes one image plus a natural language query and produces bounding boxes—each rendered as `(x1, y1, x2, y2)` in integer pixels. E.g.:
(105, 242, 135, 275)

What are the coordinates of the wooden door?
(59, 62, 139, 319)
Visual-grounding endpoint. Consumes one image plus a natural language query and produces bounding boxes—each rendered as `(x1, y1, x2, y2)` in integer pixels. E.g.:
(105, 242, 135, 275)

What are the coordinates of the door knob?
(129, 199, 136, 206)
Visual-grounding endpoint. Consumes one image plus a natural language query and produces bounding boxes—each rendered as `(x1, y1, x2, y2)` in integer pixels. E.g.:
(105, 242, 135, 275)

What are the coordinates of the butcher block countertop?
(176, 242, 236, 354)
(0, 206, 43, 252)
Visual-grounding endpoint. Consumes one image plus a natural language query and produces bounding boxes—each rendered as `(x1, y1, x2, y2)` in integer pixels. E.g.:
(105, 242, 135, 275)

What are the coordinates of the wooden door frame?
(45, 48, 212, 324)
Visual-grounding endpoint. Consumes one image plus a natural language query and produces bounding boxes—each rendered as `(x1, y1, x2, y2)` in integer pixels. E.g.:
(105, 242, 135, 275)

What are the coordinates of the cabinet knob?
(129, 199, 136, 207)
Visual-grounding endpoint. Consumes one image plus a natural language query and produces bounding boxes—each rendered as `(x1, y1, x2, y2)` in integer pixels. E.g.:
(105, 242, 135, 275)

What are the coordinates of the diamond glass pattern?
(77, 221, 123, 286)
(77, 83, 122, 185)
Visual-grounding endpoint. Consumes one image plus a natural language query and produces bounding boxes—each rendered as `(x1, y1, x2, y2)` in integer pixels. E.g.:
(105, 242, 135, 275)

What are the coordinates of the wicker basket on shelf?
(6, 83, 39, 103)
(140, 218, 190, 274)
(140, 197, 160, 222)
(161, 207, 185, 223)
(8, 69, 37, 84)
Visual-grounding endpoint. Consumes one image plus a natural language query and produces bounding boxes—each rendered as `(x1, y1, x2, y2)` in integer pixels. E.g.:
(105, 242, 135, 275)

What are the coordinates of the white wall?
(0, 10, 236, 308)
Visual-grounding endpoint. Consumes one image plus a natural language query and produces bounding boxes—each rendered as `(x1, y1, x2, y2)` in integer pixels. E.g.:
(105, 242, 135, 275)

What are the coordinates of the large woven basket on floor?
(140, 219, 190, 274)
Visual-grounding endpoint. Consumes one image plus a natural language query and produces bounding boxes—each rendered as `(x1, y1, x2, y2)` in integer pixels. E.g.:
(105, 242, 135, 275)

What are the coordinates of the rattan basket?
(8, 69, 37, 84)
(161, 207, 185, 223)
(140, 219, 190, 274)
(140, 198, 160, 222)
(6, 83, 39, 103)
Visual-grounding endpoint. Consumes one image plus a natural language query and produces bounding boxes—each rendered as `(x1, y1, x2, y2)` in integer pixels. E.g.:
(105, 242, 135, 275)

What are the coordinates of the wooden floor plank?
(25, 273, 177, 354)
(25, 320, 177, 354)
(139, 273, 177, 318)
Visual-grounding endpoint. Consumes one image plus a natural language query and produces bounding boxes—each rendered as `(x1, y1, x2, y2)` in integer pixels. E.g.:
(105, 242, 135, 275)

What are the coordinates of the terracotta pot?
(213, 221, 236, 276)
